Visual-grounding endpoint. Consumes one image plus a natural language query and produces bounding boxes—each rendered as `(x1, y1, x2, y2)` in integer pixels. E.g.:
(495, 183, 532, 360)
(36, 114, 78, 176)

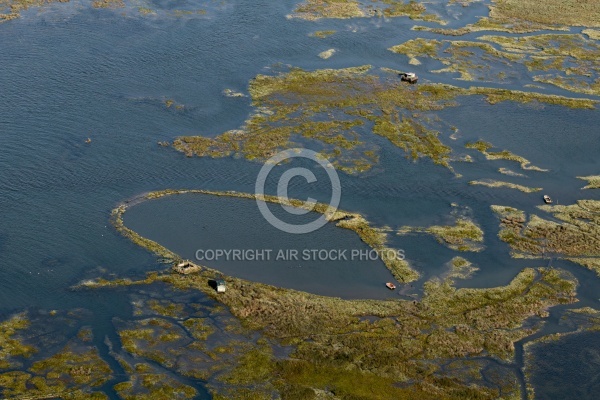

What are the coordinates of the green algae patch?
(291, 0, 444, 23)
(389, 38, 442, 66)
(492, 200, 600, 275)
(398, 218, 484, 252)
(466, 140, 548, 171)
(389, 38, 442, 58)
(499, 168, 527, 178)
(292, 0, 364, 20)
(577, 175, 600, 189)
(469, 179, 542, 193)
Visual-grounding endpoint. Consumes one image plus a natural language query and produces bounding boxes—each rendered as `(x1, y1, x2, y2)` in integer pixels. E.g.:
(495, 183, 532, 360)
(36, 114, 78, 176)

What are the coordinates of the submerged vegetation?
(0, 324, 111, 399)
(446, 256, 479, 281)
(91, 0, 124, 8)
(310, 29, 336, 38)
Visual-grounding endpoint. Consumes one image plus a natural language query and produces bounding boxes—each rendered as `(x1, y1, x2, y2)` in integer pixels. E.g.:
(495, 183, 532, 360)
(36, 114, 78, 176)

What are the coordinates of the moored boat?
(385, 282, 396, 290)
(543, 195, 552, 204)
(399, 72, 418, 84)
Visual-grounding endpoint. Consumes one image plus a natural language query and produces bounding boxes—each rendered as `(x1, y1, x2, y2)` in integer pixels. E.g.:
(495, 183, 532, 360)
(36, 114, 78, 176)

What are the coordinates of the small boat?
(385, 282, 396, 290)
(85, 138, 92, 144)
(399, 72, 418, 84)
(543, 195, 552, 204)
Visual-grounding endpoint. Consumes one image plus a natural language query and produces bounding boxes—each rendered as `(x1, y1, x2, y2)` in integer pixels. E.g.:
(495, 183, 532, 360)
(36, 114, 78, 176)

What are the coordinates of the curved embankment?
(110, 188, 419, 284)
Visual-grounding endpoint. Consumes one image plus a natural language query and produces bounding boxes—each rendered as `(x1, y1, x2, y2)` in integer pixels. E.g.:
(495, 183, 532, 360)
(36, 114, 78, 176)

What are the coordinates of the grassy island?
(291, 0, 444, 23)
(578, 175, 600, 189)
(398, 217, 484, 252)
(492, 201, 600, 275)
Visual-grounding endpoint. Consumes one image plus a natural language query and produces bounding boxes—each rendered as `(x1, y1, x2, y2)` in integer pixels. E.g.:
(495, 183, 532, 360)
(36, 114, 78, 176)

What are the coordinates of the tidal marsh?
(492, 200, 600, 275)
(172, 66, 462, 174)
(172, 66, 594, 177)
(75, 188, 585, 398)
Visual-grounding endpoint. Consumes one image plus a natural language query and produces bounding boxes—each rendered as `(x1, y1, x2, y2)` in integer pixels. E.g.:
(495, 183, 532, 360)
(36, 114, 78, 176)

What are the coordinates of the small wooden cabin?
(400, 72, 418, 84)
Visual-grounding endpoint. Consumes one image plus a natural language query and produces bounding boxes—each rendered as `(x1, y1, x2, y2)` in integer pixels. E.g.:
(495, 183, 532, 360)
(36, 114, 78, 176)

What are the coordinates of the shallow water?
(1, 1, 600, 398)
